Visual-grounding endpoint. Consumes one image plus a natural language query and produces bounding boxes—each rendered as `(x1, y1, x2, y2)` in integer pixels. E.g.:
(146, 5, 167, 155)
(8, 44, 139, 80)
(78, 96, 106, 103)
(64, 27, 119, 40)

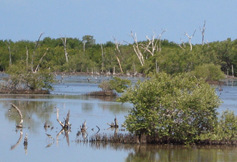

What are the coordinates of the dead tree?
(200, 21, 206, 46)
(55, 107, 71, 130)
(140, 32, 158, 57)
(10, 103, 23, 128)
(55, 108, 71, 146)
(107, 117, 119, 128)
(176, 38, 186, 50)
(128, 31, 145, 66)
(158, 29, 167, 52)
(60, 35, 69, 63)
(113, 37, 124, 74)
(33, 48, 49, 73)
(184, 30, 196, 51)
(31, 32, 44, 72)
(80, 120, 87, 132)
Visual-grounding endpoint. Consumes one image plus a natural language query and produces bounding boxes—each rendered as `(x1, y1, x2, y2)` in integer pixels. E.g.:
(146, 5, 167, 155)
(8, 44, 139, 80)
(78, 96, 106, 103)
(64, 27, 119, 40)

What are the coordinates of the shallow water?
(1, 75, 237, 162)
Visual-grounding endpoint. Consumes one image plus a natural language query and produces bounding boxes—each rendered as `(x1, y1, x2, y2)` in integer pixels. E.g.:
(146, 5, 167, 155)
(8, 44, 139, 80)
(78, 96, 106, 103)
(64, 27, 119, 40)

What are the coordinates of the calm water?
(0, 75, 237, 162)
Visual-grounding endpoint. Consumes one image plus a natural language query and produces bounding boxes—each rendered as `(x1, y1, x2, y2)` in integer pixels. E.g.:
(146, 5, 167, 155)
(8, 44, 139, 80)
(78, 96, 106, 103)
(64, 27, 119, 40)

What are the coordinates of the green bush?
(5, 61, 54, 91)
(191, 63, 225, 81)
(118, 72, 222, 144)
(98, 77, 131, 93)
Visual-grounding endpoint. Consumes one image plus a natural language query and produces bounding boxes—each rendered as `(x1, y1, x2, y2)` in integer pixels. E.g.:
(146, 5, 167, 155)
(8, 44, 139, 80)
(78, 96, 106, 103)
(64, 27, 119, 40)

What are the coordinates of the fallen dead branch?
(10, 103, 23, 128)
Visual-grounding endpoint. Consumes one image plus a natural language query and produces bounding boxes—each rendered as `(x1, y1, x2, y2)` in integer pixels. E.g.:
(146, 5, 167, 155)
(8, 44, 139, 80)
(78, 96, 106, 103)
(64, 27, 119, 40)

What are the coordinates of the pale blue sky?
(1, 0, 236, 44)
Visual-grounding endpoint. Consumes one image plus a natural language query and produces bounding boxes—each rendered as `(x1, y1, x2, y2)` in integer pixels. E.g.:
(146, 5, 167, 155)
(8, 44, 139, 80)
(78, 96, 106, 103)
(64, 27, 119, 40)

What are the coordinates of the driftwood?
(80, 120, 87, 132)
(76, 120, 89, 140)
(55, 108, 71, 146)
(55, 107, 71, 130)
(107, 117, 119, 128)
(10, 103, 23, 128)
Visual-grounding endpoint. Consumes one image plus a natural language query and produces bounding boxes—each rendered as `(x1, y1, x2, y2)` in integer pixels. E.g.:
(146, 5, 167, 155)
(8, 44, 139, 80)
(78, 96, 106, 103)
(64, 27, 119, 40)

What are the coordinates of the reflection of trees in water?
(81, 102, 93, 112)
(124, 145, 237, 162)
(98, 103, 131, 115)
(3, 98, 55, 133)
(77, 142, 237, 162)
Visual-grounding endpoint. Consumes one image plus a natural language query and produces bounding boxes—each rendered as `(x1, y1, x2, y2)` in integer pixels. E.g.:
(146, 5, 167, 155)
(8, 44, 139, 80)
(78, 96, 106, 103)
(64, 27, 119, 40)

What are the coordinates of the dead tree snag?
(60, 35, 69, 63)
(113, 37, 124, 74)
(184, 30, 196, 51)
(10, 103, 23, 128)
(55, 107, 71, 130)
(128, 31, 145, 66)
(107, 117, 119, 128)
(200, 21, 206, 46)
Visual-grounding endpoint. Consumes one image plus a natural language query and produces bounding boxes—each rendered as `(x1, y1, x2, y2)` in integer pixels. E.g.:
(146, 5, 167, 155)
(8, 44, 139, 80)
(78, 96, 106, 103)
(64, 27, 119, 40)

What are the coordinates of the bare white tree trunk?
(176, 39, 186, 50)
(113, 37, 124, 74)
(32, 33, 44, 72)
(200, 21, 206, 46)
(140, 33, 157, 56)
(158, 29, 167, 52)
(60, 35, 68, 63)
(10, 103, 23, 128)
(33, 48, 48, 73)
(128, 31, 145, 66)
(184, 30, 196, 51)
(83, 40, 86, 55)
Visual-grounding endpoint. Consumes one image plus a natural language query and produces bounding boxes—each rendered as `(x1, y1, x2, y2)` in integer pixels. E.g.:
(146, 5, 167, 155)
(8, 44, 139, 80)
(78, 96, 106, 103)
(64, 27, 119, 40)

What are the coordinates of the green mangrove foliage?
(191, 63, 225, 81)
(118, 72, 222, 144)
(98, 77, 131, 93)
(200, 109, 237, 141)
(0, 37, 237, 78)
(4, 61, 54, 91)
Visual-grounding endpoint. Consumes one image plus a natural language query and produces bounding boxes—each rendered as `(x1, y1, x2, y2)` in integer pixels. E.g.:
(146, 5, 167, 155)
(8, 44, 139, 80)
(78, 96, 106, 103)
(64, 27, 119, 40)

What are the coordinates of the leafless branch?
(200, 20, 206, 45)
(184, 29, 196, 51)
(60, 35, 68, 63)
(128, 31, 145, 66)
(33, 48, 48, 73)
(55, 107, 64, 128)
(10, 103, 23, 128)
(113, 37, 124, 74)
(32, 32, 44, 72)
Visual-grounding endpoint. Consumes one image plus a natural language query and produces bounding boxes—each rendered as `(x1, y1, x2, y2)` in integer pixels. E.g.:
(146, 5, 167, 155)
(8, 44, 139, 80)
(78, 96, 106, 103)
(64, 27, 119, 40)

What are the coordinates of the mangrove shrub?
(118, 73, 222, 144)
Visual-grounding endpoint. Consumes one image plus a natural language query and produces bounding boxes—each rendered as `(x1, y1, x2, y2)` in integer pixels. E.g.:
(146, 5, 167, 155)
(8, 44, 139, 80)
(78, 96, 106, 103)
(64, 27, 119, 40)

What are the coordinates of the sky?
(1, 0, 237, 45)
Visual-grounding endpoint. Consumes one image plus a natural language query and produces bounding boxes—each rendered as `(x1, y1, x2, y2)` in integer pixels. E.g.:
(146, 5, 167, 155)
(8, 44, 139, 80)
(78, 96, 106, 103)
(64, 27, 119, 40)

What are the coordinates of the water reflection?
(10, 129, 23, 150)
(4, 99, 55, 133)
(81, 142, 237, 162)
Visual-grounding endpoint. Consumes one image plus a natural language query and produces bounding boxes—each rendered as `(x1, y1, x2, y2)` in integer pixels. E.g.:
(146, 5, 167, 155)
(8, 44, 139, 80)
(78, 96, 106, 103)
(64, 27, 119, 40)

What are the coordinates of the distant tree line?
(0, 34, 236, 78)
